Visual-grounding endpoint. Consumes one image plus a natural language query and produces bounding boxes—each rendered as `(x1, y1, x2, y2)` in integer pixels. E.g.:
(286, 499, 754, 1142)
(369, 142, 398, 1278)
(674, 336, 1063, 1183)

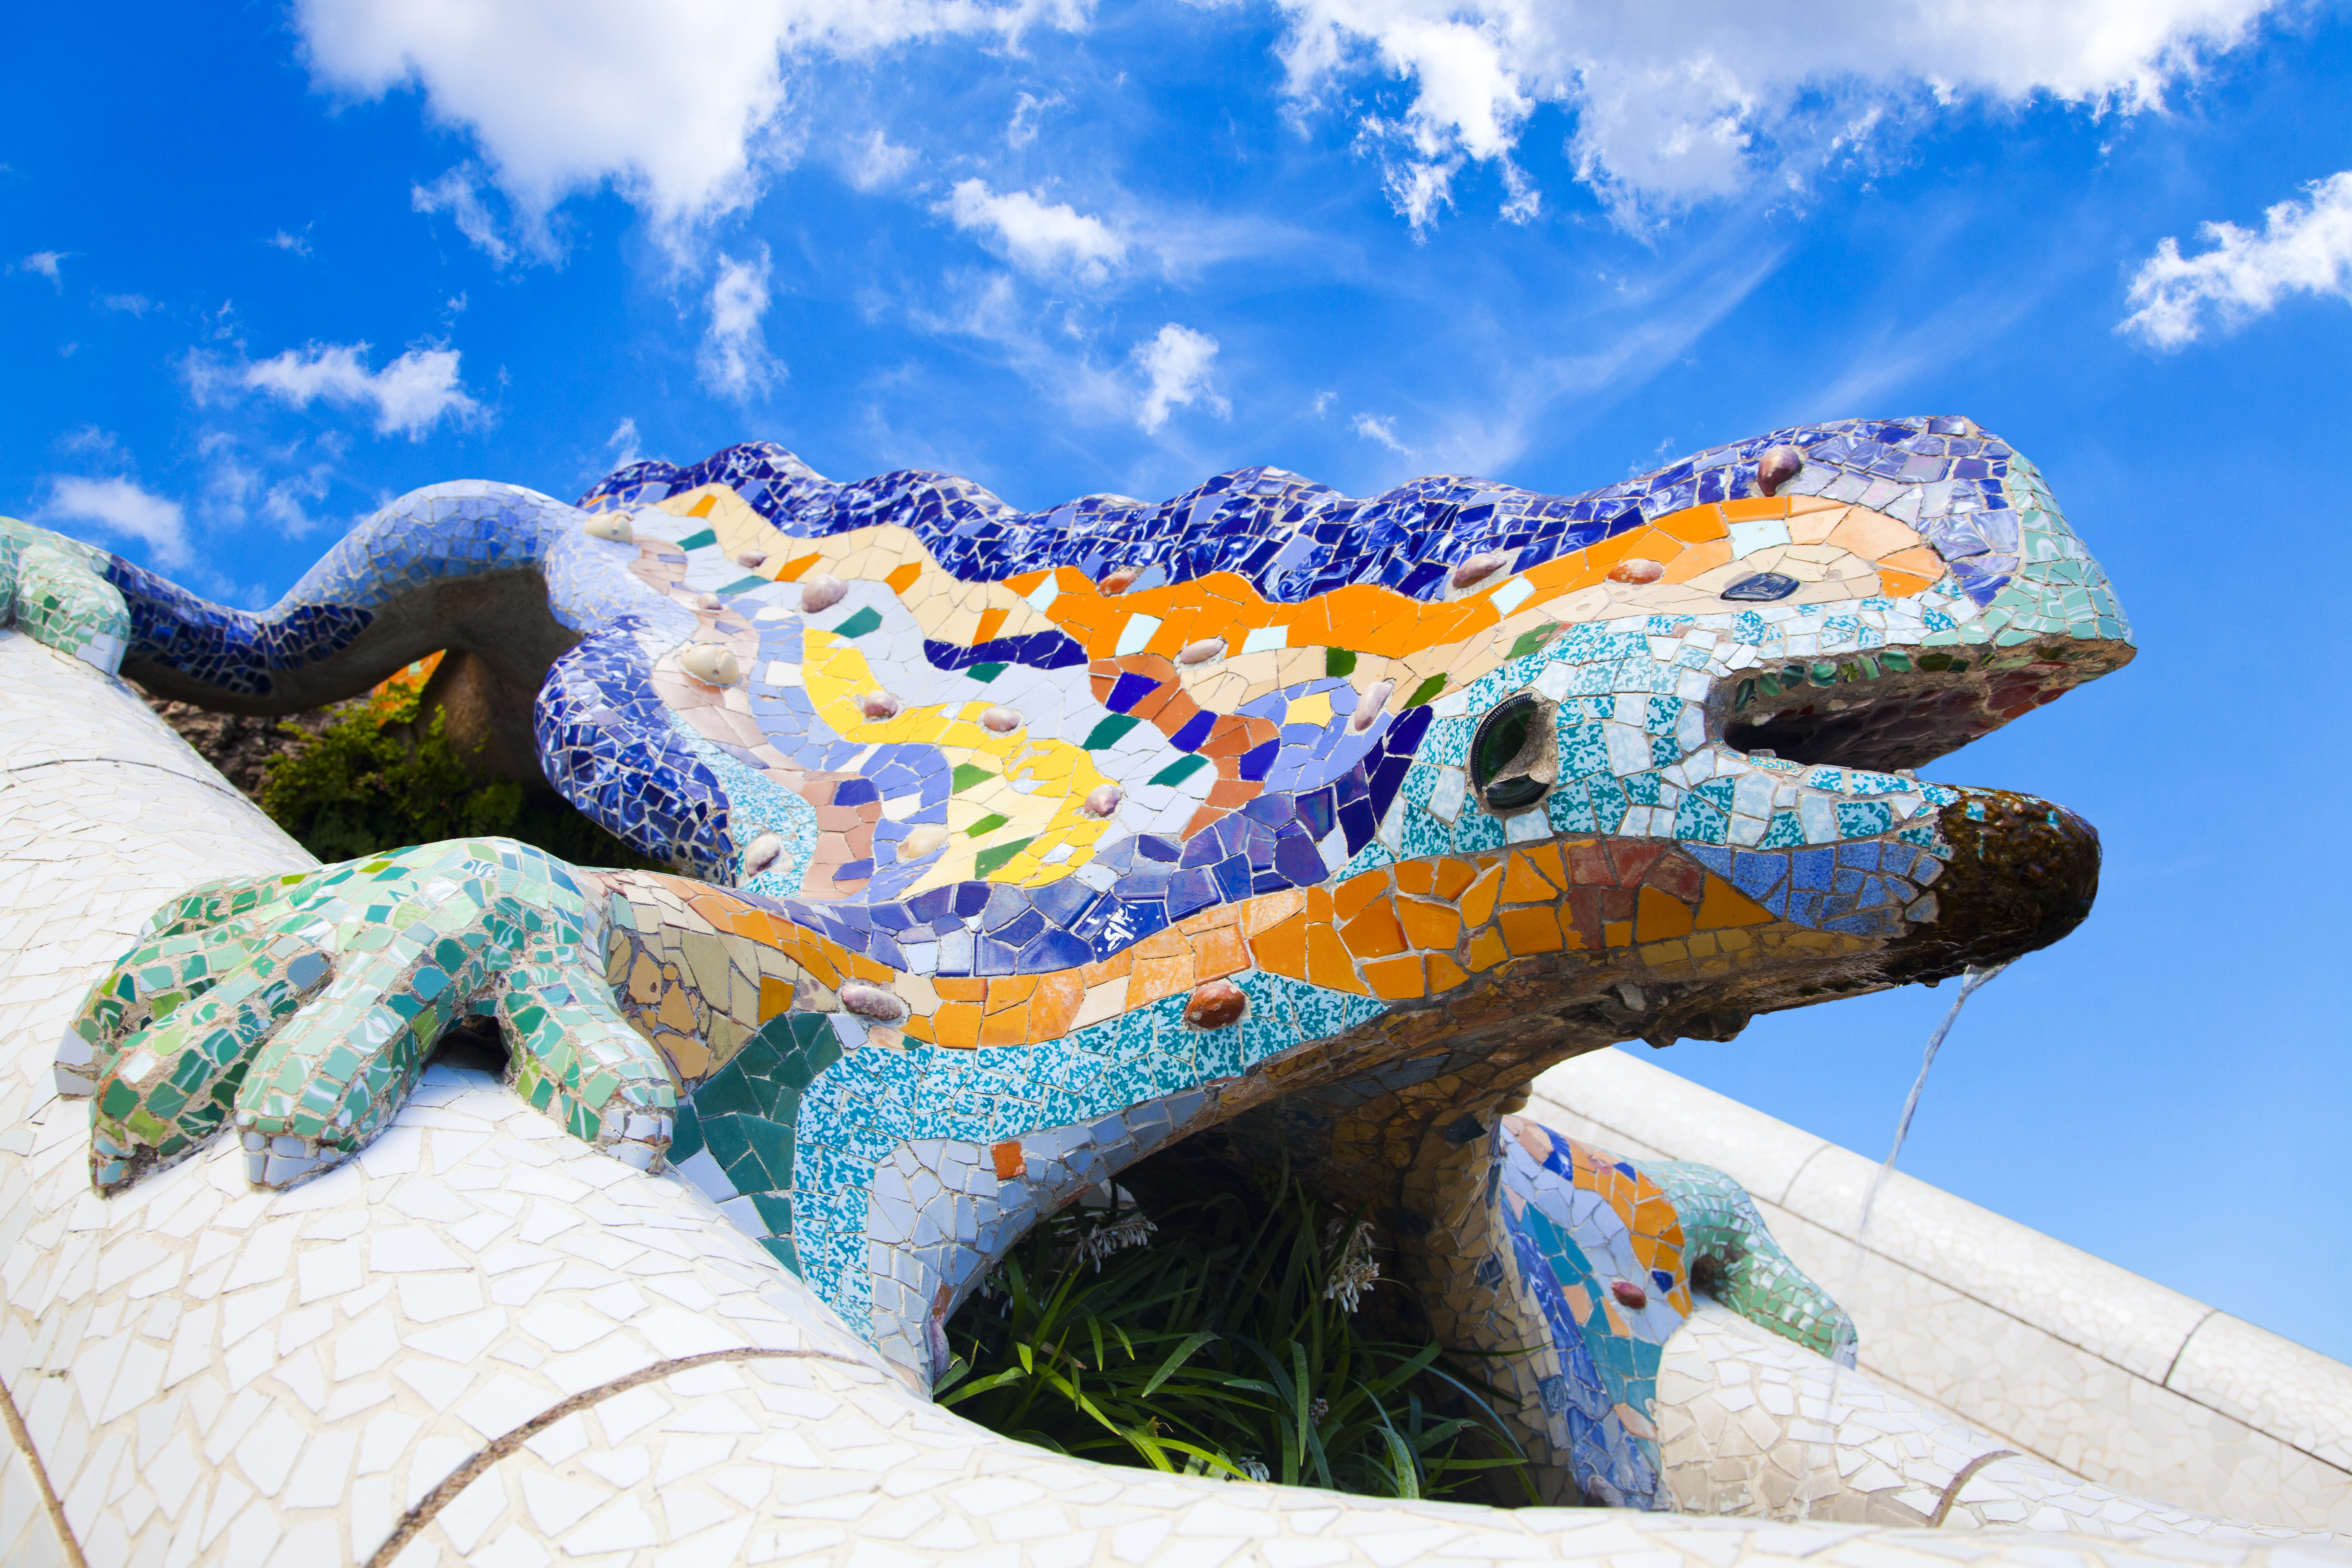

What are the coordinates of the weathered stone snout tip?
(1889, 788, 2101, 985)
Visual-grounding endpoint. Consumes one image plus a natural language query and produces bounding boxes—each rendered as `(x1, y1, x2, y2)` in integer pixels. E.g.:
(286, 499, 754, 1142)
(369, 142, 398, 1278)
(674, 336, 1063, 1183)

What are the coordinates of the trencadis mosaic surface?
(19, 415, 2132, 1514)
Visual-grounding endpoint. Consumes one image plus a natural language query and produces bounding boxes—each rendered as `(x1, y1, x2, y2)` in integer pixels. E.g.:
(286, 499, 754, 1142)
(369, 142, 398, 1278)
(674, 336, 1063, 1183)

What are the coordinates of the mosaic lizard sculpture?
(8, 415, 2128, 1514)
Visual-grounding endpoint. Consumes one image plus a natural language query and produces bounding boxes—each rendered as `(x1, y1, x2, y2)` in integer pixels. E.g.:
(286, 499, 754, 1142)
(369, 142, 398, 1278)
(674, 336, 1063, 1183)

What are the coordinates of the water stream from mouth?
(1796, 961, 2009, 1522)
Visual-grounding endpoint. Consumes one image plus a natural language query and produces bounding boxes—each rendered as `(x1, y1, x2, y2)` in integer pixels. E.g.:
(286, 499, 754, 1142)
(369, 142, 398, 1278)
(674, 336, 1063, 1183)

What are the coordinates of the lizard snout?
(1882, 788, 2102, 985)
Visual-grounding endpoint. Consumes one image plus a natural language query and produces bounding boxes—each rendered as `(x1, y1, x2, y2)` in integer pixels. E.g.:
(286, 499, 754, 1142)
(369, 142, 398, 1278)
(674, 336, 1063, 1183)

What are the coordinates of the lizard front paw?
(61, 840, 680, 1192)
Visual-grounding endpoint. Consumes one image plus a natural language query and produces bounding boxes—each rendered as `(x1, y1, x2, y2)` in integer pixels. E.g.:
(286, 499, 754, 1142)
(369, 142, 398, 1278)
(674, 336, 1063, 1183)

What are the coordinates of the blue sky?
(6, 2, 2350, 1358)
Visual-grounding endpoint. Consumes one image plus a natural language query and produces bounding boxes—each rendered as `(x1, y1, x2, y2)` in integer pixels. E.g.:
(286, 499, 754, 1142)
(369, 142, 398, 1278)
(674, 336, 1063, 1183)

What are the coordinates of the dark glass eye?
(1485, 774, 1547, 810)
(1722, 571, 1800, 602)
(1472, 695, 1549, 810)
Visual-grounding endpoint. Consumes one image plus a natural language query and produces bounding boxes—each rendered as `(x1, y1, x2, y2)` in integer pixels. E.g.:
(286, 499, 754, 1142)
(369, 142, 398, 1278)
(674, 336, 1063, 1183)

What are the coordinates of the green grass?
(937, 1167, 1534, 1504)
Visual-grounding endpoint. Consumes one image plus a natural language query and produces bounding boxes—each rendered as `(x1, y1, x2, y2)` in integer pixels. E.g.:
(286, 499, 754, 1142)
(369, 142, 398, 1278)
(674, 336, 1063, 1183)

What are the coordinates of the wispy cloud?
(942, 179, 1128, 283)
(1351, 412, 1411, 455)
(98, 294, 154, 317)
(18, 251, 65, 287)
(700, 248, 782, 401)
(413, 166, 516, 264)
(261, 465, 338, 537)
(268, 227, 314, 256)
(2119, 170, 2352, 348)
(41, 476, 191, 567)
(1007, 90, 1066, 149)
(606, 415, 644, 470)
(841, 129, 917, 191)
(233, 341, 483, 438)
(1132, 324, 1229, 433)
(912, 271, 1134, 425)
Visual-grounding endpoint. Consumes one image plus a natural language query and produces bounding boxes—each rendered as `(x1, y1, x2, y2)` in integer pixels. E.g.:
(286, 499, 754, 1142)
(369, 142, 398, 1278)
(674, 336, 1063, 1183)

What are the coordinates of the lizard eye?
(1471, 693, 1556, 814)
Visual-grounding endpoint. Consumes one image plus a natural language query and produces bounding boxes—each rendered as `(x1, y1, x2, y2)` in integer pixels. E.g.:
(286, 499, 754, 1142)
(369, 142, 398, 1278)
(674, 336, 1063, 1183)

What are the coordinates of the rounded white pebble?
(980, 706, 1024, 733)
(1083, 784, 1123, 818)
(897, 824, 949, 861)
(1451, 550, 1509, 589)
(838, 983, 910, 1022)
(1177, 637, 1226, 665)
(800, 574, 847, 614)
(742, 833, 785, 877)
(1352, 678, 1395, 732)
(679, 645, 740, 687)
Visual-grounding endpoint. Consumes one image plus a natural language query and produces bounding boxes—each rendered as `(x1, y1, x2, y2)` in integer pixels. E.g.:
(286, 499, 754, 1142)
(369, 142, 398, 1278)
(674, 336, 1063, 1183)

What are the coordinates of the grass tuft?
(938, 1165, 1534, 1504)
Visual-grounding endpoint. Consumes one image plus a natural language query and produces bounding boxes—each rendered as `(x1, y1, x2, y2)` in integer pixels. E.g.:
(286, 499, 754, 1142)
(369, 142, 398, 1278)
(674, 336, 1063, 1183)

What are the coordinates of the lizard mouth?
(1685, 627, 2134, 1001)
(1719, 632, 2134, 774)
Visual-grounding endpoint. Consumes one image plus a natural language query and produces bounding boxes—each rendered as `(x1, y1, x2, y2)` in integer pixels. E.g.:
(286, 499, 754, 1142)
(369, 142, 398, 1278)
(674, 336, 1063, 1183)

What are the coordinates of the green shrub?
(937, 1166, 1533, 1504)
(258, 681, 660, 870)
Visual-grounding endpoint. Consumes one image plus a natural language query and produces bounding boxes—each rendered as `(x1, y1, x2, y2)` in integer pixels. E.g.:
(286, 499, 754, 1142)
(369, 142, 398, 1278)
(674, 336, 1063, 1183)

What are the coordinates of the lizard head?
(1369, 414, 2129, 1051)
(579, 413, 2125, 1091)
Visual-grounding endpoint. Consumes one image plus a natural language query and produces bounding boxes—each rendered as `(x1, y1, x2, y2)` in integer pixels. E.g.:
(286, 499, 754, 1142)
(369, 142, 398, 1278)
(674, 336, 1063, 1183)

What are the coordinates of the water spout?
(1854, 961, 2008, 1264)
(1798, 960, 2009, 1520)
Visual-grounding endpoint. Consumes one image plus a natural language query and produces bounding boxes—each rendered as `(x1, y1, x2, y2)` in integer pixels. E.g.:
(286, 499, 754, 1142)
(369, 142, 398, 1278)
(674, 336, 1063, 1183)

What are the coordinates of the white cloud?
(42, 476, 191, 567)
(269, 228, 314, 255)
(19, 251, 65, 287)
(295, 0, 1086, 247)
(2119, 171, 2352, 348)
(1132, 322, 1229, 433)
(606, 415, 644, 469)
(700, 248, 783, 401)
(98, 294, 154, 316)
(942, 179, 1127, 282)
(1271, 0, 2280, 228)
(1351, 411, 1411, 455)
(241, 342, 482, 438)
(412, 167, 516, 264)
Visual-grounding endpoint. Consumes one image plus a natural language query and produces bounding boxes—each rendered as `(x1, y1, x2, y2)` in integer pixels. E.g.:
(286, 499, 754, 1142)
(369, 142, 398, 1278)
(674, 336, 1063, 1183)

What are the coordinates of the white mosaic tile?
(1531, 1050, 2352, 1532)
